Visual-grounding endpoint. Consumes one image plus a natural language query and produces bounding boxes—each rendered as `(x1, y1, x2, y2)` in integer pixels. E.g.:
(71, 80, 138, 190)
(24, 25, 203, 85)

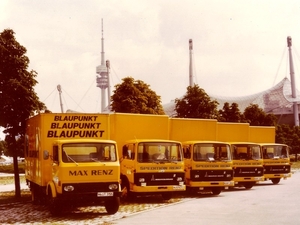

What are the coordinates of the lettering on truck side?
(140, 167, 182, 170)
(54, 115, 98, 121)
(46, 115, 106, 138)
(47, 130, 104, 138)
(69, 170, 114, 176)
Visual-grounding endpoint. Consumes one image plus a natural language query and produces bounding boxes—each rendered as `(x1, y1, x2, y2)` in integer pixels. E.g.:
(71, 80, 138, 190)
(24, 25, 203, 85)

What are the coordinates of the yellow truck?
(25, 113, 121, 216)
(217, 122, 264, 189)
(229, 142, 264, 189)
(109, 113, 186, 200)
(249, 126, 292, 184)
(169, 118, 234, 195)
(259, 143, 292, 184)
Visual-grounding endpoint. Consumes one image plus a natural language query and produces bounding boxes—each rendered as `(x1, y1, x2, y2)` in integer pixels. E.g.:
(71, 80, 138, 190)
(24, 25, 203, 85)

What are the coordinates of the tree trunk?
(12, 138, 21, 198)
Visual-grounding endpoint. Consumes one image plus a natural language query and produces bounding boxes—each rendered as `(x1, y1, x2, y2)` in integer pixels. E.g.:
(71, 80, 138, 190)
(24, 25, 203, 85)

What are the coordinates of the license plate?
(97, 192, 113, 197)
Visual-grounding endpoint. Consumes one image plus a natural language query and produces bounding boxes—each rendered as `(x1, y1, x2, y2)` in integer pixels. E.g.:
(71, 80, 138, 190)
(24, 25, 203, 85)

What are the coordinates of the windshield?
(232, 144, 262, 160)
(262, 145, 289, 159)
(137, 142, 182, 163)
(192, 143, 231, 162)
(62, 142, 117, 163)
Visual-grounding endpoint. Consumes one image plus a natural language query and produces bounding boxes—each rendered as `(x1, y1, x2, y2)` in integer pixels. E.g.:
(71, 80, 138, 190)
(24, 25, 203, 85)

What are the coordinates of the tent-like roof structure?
(163, 77, 300, 119)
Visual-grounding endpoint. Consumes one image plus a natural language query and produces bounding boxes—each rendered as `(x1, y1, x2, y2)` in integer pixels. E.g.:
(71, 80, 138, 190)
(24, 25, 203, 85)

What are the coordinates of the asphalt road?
(114, 171, 300, 225)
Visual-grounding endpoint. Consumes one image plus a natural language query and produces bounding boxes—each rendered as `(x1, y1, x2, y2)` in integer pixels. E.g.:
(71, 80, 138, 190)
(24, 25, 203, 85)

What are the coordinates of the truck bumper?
(233, 176, 264, 184)
(188, 180, 234, 188)
(131, 184, 186, 193)
(263, 173, 292, 180)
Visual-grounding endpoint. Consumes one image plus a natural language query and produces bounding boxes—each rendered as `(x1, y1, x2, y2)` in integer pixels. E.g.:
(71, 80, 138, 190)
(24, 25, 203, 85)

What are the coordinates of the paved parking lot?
(0, 171, 299, 224)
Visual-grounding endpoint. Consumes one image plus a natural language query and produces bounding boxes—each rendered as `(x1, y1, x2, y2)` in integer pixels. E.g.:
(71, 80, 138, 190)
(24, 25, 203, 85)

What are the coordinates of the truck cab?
(182, 141, 234, 195)
(230, 142, 264, 189)
(120, 139, 185, 200)
(259, 143, 292, 184)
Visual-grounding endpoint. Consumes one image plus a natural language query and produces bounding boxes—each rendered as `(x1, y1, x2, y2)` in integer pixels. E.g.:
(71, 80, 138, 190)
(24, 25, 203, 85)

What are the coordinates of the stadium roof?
(163, 77, 300, 117)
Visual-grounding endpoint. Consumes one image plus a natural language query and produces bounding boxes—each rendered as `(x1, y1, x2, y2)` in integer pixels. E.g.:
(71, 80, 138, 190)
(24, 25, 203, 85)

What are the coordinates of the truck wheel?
(121, 180, 133, 201)
(48, 189, 62, 216)
(31, 185, 39, 205)
(271, 178, 281, 184)
(243, 183, 254, 189)
(105, 196, 120, 214)
(211, 188, 222, 195)
(161, 192, 172, 200)
(186, 186, 197, 195)
(31, 184, 46, 205)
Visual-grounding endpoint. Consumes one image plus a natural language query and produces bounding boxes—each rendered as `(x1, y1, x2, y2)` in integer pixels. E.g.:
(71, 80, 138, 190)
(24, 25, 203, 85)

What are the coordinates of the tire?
(211, 188, 222, 195)
(120, 179, 133, 201)
(243, 183, 254, 189)
(31, 185, 39, 205)
(186, 186, 198, 195)
(31, 183, 45, 205)
(48, 188, 62, 216)
(271, 178, 281, 184)
(105, 196, 120, 214)
(161, 192, 172, 200)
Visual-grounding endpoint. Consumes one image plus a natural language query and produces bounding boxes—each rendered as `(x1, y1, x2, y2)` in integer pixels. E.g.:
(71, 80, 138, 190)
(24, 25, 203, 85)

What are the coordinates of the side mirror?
(43, 150, 49, 160)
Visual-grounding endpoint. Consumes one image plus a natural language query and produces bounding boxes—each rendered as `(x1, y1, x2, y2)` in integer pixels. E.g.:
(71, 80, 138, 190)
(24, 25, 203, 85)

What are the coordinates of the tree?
(174, 84, 219, 119)
(0, 29, 46, 198)
(276, 124, 300, 155)
(111, 77, 164, 114)
(243, 104, 277, 126)
(218, 102, 243, 122)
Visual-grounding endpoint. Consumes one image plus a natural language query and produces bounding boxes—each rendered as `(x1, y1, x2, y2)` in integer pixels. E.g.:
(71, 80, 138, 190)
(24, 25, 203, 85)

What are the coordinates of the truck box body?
(169, 118, 218, 141)
(249, 126, 275, 143)
(217, 122, 250, 142)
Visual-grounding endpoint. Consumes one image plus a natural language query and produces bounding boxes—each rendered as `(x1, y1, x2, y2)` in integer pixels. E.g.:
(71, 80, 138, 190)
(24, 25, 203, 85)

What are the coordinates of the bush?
(0, 163, 25, 173)
(289, 154, 300, 162)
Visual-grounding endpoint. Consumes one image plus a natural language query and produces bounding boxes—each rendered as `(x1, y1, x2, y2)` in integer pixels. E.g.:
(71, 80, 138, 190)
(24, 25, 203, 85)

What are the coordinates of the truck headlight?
(177, 177, 183, 182)
(108, 184, 118, 190)
(53, 176, 59, 184)
(64, 185, 74, 192)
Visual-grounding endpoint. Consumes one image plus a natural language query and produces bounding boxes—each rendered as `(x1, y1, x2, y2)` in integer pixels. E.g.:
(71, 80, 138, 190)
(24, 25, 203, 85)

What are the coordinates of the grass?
(0, 175, 31, 205)
(0, 163, 25, 173)
(291, 161, 300, 169)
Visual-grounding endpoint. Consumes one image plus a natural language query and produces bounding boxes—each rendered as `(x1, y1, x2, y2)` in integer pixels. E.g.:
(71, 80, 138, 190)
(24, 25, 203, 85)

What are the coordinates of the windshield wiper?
(66, 154, 78, 166)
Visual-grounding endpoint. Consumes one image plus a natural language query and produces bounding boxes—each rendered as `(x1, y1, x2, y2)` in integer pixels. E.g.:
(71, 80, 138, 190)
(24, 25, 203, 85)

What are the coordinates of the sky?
(1, 0, 300, 139)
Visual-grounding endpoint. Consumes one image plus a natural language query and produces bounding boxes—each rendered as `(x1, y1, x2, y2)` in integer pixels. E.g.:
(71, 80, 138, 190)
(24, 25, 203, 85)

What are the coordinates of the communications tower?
(96, 19, 111, 112)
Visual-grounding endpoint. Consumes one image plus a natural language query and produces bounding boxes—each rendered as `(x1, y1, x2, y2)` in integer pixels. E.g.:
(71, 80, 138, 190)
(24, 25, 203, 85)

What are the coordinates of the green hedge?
(0, 163, 25, 174)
